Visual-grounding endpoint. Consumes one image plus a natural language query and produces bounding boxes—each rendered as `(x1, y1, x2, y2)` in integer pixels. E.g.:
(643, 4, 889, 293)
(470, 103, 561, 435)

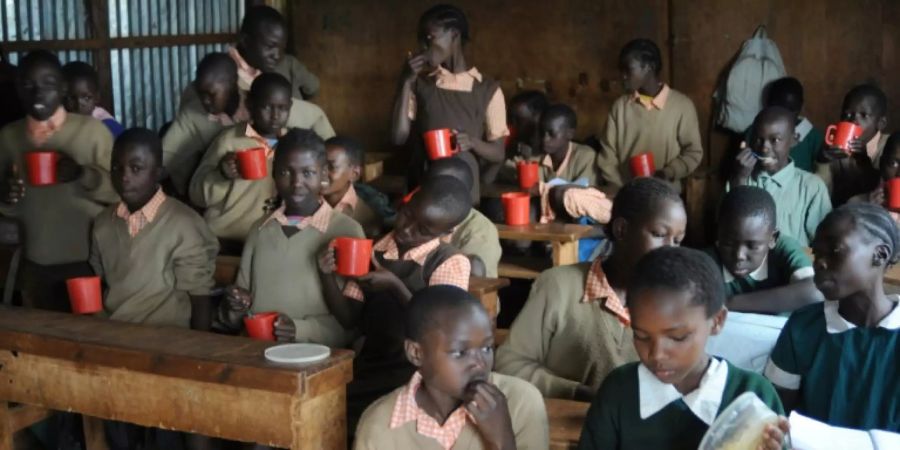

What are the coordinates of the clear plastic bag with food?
(699, 392, 779, 450)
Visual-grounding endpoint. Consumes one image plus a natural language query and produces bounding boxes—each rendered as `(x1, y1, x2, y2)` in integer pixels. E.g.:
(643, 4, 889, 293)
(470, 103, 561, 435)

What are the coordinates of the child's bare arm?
(317, 246, 363, 328)
(456, 132, 505, 163)
(465, 382, 516, 450)
(727, 279, 823, 314)
(390, 54, 427, 146)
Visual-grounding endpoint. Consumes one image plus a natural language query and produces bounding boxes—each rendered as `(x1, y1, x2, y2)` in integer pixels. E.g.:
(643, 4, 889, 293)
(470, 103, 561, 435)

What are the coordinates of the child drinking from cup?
(61, 61, 124, 138)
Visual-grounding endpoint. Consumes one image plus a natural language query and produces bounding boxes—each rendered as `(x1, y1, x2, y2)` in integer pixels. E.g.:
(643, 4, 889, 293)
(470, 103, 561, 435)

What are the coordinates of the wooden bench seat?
(546, 398, 590, 450)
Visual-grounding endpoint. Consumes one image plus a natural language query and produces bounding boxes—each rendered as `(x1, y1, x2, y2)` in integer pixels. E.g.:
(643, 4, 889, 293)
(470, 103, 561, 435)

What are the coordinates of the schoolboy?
(730, 106, 831, 246)
(322, 136, 383, 237)
(578, 247, 788, 450)
(215, 128, 363, 347)
(537, 104, 597, 185)
(61, 61, 124, 137)
(595, 39, 703, 193)
(493, 90, 548, 184)
(0, 50, 118, 311)
(354, 285, 549, 450)
(756, 77, 822, 172)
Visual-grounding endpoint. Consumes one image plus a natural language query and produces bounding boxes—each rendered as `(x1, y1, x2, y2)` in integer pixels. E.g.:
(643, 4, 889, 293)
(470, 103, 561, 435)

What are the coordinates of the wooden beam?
(2, 34, 235, 53)
(88, 0, 114, 114)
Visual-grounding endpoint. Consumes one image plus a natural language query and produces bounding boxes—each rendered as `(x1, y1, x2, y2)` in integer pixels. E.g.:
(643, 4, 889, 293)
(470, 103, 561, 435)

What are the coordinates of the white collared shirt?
(638, 357, 729, 425)
(823, 297, 900, 334)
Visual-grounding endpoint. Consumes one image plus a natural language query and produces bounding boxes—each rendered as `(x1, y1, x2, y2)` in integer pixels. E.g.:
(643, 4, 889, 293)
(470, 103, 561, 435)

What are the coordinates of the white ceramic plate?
(264, 343, 331, 364)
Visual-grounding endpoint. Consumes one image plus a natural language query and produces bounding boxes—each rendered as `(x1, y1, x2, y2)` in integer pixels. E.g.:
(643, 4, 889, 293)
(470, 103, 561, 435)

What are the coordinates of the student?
(215, 128, 363, 347)
(492, 90, 549, 184)
(851, 132, 900, 225)
(595, 38, 703, 194)
(390, 4, 509, 201)
(731, 106, 832, 246)
(428, 157, 501, 277)
(766, 203, 900, 431)
(354, 285, 549, 450)
(318, 175, 472, 429)
(495, 177, 687, 399)
(708, 185, 822, 314)
(815, 84, 889, 206)
(756, 77, 822, 172)
(537, 104, 597, 185)
(0, 50, 118, 311)
(61, 61, 124, 138)
(578, 247, 788, 450)
(322, 136, 383, 237)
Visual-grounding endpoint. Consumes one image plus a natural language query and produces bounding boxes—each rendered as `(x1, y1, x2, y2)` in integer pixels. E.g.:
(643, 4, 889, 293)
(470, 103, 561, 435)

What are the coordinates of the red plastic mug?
(244, 312, 278, 341)
(66, 276, 102, 314)
(424, 129, 458, 160)
(236, 147, 268, 180)
(25, 151, 59, 186)
(501, 192, 530, 226)
(887, 178, 900, 211)
(630, 152, 656, 178)
(825, 122, 863, 153)
(332, 237, 373, 277)
(517, 161, 540, 190)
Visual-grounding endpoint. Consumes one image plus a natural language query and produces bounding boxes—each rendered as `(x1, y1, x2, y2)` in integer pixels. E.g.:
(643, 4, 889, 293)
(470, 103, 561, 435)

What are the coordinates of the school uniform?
(0, 107, 118, 310)
(705, 234, 814, 297)
(90, 189, 218, 328)
(728, 160, 832, 247)
(354, 371, 549, 450)
(744, 117, 823, 173)
(445, 208, 501, 278)
(578, 358, 784, 450)
(596, 85, 703, 193)
(223, 202, 363, 347)
(495, 259, 638, 399)
(539, 142, 597, 185)
(815, 132, 888, 206)
(332, 183, 382, 238)
(90, 106, 124, 138)
(765, 299, 900, 431)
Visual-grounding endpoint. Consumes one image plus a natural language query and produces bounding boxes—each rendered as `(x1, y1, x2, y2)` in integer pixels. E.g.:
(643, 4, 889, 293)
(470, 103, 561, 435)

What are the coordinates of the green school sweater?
(450, 209, 501, 278)
(89, 198, 218, 328)
(577, 360, 784, 450)
(540, 142, 598, 185)
(233, 209, 363, 347)
(0, 114, 118, 265)
(596, 88, 703, 192)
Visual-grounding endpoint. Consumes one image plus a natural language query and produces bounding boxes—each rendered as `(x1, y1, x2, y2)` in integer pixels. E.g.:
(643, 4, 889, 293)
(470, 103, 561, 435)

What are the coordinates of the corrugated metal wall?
(2, 0, 93, 66)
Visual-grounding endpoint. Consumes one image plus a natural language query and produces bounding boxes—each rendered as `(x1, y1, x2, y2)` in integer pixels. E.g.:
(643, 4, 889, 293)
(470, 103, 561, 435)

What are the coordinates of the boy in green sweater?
(746, 77, 822, 172)
(538, 104, 597, 186)
(578, 247, 789, 450)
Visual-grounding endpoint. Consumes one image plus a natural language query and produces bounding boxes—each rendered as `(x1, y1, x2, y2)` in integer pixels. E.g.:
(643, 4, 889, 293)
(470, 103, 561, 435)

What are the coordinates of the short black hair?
(275, 128, 326, 163)
(325, 136, 364, 166)
(427, 157, 474, 192)
(61, 61, 99, 89)
(248, 72, 292, 104)
(820, 203, 900, 265)
(753, 105, 797, 132)
(843, 84, 888, 117)
(541, 103, 577, 130)
(509, 90, 549, 116)
(629, 246, 725, 317)
(609, 177, 682, 230)
(18, 50, 62, 76)
(405, 285, 485, 341)
(240, 5, 286, 36)
(196, 52, 237, 82)
(113, 127, 163, 166)
(718, 185, 776, 230)
(418, 4, 469, 45)
(415, 174, 471, 228)
(765, 77, 804, 113)
(619, 39, 662, 75)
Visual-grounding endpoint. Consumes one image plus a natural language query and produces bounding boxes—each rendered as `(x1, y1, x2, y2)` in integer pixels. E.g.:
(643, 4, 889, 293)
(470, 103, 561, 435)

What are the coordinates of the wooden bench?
(0, 306, 353, 449)
(546, 398, 590, 450)
(496, 223, 596, 279)
(362, 151, 394, 182)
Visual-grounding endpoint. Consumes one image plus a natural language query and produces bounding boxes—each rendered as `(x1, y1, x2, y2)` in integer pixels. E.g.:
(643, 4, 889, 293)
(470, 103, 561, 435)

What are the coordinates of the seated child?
(322, 136, 383, 237)
(815, 84, 889, 206)
(766, 203, 900, 431)
(354, 285, 549, 449)
(428, 157, 501, 277)
(0, 50, 118, 311)
(317, 175, 472, 428)
(731, 106, 832, 246)
(61, 61, 124, 138)
(596, 39, 702, 194)
(91, 128, 218, 330)
(496, 177, 686, 400)
(537, 104, 597, 186)
(756, 77, 822, 172)
(491, 90, 548, 184)
(708, 185, 821, 314)
(578, 246, 788, 450)
(215, 128, 363, 347)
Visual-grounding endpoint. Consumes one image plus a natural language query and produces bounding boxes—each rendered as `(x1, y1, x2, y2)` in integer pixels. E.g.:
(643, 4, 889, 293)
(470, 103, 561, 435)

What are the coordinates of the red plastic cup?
(517, 161, 540, 190)
(66, 276, 102, 314)
(25, 151, 59, 186)
(629, 152, 656, 178)
(244, 312, 278, 341)
(423, 129, 458, 160)
(825, 121, 863, 153)
(501, 192, 530, 226)
(887, 178, 900, 211)
(236, 147, 268, 180)
(332, 237, 373, 277)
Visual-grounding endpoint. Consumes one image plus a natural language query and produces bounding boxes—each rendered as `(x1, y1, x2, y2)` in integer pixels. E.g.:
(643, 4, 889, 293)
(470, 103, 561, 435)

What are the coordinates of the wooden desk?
(547, 398, 590, 450)
(0, 306, 353, 449)
(363, 152, 394, 182)
(496, 223, 595, 269)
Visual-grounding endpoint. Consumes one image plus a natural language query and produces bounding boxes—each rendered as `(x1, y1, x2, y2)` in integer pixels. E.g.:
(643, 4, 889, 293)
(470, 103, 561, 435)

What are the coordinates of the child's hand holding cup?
(219, 152, 240, 180)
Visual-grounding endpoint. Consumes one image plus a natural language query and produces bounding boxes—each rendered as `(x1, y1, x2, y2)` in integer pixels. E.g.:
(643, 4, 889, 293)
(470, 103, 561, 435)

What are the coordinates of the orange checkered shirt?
(389, 371, 472, 450)
(115, 187, 167, 237)
(343, 232, 471, 301)
(26, 106, 67, 146)
(244, 123, 284, 158)
(633, 83, 670, 111)
(582, 257, 630, 326)
(228, 46, 262, 92)
(262, 201, 332, 233)
(334, 183, 359, 214)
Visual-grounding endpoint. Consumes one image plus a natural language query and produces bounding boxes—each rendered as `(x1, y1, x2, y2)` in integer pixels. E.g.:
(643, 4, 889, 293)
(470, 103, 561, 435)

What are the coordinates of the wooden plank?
(499, 256, 550, 280)
(215, 255, 241, 286)
(495, 223, 594, 243)
(7, 404, 52, 431)
(547, 398, 590, 450)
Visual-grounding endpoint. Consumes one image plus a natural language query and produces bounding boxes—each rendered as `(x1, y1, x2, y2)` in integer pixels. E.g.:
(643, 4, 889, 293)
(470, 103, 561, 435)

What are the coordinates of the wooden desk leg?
(292, 388, 346, 450)
(552, 241, 579, 267)
(0, 404, 12, 450)
(82, 416, 109, 450)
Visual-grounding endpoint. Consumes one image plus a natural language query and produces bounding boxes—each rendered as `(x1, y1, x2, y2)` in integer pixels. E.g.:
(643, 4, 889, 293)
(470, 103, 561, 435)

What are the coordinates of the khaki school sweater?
(0, 114, 118, 265)
(596, 89, 703, 193)
(451, 209, 501, 278)
(541, 142, 598, 185)
(89, 198, 218, 328)
(354, 372, 549, 450)
(165, 98, 336, 197)
(235, 211, 363, 347)
(495, 263, 638, 399)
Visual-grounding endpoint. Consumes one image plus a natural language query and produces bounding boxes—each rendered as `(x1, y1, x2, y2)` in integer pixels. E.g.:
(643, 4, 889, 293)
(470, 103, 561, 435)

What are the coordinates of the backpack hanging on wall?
(714, 25, 786, 133)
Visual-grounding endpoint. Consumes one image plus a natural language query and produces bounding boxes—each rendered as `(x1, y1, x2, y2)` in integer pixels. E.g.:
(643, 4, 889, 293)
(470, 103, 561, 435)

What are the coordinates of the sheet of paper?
(788, 411, 873, 450)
